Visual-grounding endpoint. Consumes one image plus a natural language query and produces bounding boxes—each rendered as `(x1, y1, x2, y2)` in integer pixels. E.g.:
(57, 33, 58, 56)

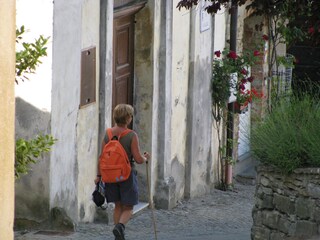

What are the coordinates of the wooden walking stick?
(146, 160, 158, 240)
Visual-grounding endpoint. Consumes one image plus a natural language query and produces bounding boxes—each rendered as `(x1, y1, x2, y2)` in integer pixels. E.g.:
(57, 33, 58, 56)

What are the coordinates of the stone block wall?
(252, 165, 320, 240)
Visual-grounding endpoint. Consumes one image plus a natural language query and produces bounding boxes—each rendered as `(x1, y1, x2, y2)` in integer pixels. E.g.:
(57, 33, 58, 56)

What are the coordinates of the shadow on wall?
(14, 97, 52, 230)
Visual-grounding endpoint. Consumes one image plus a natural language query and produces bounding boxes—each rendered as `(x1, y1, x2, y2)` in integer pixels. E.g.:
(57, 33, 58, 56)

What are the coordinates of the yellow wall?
(171, 0, 190, 199)
(0, 0, 16, 239)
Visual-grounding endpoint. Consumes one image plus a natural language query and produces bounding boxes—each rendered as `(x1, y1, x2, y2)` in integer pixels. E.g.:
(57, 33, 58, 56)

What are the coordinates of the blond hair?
(113, 104, 134, 124)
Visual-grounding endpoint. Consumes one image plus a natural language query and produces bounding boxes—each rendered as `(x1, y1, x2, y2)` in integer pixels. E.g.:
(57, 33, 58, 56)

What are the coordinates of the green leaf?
(15, 134, 57, 179)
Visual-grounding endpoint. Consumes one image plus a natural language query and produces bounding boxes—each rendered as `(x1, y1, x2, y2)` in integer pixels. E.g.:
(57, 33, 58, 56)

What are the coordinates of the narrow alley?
(15, 181, 255, 240)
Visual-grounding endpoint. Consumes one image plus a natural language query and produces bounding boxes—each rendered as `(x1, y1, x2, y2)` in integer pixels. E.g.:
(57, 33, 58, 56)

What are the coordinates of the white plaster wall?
(150, 0, 161, 204)
(214, 7, 227, 53)
(51, 0, 111, 222)
(77, 0, 100, 222)
(171, 1, 190, 200)
(187, 0, 214, 197)
(51, 0, 83, 221)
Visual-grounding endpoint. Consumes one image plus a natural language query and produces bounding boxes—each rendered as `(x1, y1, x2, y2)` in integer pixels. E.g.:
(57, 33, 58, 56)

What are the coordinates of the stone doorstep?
(133, 201, 149, 215)
(97, 201, 149, 225)
(234, 153, 259, 185)
(235, 166, 257, 185)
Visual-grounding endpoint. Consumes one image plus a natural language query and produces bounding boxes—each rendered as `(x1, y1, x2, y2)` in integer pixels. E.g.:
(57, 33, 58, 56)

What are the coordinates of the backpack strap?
(106, 128, 132, 142)
(106, 128, 113, 142)
(119, 129, 133, 140)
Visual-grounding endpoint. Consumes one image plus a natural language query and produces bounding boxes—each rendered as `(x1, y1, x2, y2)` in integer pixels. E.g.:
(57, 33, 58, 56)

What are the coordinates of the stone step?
(235, 166, 257, 185)
(133, 202, 149, 215)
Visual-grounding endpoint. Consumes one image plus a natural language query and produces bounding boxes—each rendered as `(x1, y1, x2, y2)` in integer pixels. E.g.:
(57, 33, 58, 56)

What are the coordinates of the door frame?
(111, 2, 146, 122)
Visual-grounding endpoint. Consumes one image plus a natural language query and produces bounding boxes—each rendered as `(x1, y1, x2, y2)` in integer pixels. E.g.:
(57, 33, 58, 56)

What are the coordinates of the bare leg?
(112, 203, 133, 240)
(119, 205, 133, 225)
(113, 201, 122, 224)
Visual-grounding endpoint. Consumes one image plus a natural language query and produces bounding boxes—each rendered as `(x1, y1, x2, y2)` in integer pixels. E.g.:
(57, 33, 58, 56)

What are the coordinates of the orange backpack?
(99, 128, 132, 183)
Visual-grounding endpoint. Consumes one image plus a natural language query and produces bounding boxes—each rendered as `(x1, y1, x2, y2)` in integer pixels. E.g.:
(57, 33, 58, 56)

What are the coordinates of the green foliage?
(15, 134, 57, 179)
(211, 48, 263, 121)
(176, 0, 247, 14)
(276, 55, 295, 69)
(247, 0, 319, 47)
(251, 94, 320, 173)
(14, 26, 55, 179)
(15, 25, 50, 84)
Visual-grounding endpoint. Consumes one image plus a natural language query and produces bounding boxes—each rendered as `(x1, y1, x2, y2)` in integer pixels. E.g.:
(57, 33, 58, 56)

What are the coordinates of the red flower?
(240, 68, 248, 75)
(262, 34, 269, 41)
(247, 76, 254, 82)
(253, 50, 260, 56)
(214, 50, 221, 57)
(241, 78, 247, 83)
(308, 27, 315, 35)
(227, 51, 238, 59)
(252, 88, 263, 98)
(239, 83, 246, 91)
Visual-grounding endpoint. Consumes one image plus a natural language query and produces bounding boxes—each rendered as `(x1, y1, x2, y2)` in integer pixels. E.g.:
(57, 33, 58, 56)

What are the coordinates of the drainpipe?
(225, 0, 238, 187)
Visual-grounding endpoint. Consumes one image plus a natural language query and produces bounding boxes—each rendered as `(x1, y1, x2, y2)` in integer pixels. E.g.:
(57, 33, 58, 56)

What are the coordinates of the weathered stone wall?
(252, 165, 320, 240)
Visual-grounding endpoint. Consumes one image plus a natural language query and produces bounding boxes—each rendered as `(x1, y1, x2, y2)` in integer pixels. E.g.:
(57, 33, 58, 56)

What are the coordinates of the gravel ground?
(15, 182, 255, 240)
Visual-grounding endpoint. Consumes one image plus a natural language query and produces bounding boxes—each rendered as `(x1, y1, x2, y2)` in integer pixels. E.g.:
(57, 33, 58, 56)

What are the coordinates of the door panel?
(113, 15, 134, 111)
(116, 28, 130, 73)
(115, 74, 131, 104)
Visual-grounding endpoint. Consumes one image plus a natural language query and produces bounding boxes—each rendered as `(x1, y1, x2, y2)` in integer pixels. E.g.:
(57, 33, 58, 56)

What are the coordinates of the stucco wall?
(149, 0, 162, 205)
(134, 1, 155, 202)
(51, 0, 81, 221)
(144, 0, 221, 207)
(171, 0, 190, 200)
(185, 1, 215, 198)
(77, 0, 101, 222)
(0, 1, 15, 238)
(214, 7, 227, 52)
(51, 0, 100, 222)
(15, 0, 53, 223)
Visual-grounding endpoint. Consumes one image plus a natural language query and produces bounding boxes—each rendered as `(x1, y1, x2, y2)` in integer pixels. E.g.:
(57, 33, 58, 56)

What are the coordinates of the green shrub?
(14, 26, 54, 179)
(15, 134, 57, 179)
(251, 94, 320, 173)
(15, 25, 50, 84)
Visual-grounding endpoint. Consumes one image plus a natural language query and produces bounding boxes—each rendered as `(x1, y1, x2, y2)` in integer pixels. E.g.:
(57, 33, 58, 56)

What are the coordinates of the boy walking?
(95, 104, 150, 240)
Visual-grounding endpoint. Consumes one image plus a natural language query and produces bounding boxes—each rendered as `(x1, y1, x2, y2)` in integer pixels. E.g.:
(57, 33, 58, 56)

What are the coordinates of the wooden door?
(112, 14, 135, 111)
